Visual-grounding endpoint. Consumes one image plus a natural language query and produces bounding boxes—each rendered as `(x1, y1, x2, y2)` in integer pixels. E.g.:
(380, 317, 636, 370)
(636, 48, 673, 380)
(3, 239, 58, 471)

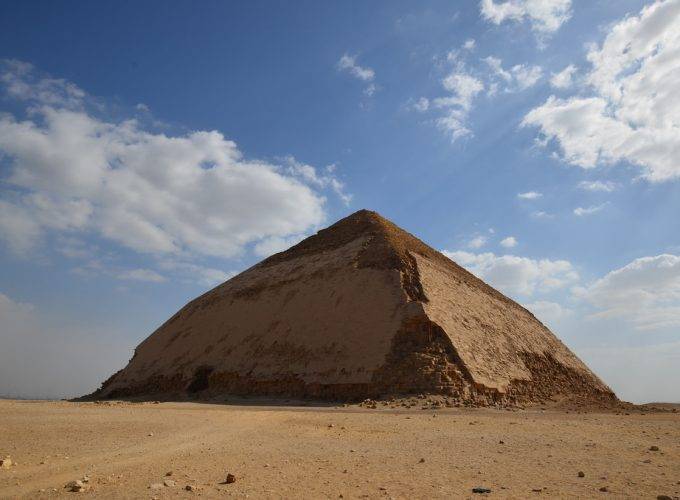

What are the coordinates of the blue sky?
(1, 0, 679, 402)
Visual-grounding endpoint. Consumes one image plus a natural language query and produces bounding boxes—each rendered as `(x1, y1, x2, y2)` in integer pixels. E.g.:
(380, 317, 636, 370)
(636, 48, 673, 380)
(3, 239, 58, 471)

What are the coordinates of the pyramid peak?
(258, 208, 402, 267)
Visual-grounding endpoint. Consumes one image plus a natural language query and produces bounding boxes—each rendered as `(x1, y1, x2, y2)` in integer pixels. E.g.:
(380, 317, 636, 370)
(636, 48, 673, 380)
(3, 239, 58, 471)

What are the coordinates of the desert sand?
(1, 399, 679, 499)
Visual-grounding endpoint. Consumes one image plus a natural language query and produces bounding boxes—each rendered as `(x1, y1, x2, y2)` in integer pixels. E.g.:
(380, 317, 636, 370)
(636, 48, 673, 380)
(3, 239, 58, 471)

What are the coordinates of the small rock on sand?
(225, 473, 236, 484)
(185, 484, 197, 491)
(649, 445, 660, 451)
(656, 495, 672, 500)
(472, 487, 492, 494)
(599, 486, 608, 492)
(65, 480, 87, 493)
(578, 471, 585, 478)
(0, 457, 12, 469)
(163, 479, 176, 487)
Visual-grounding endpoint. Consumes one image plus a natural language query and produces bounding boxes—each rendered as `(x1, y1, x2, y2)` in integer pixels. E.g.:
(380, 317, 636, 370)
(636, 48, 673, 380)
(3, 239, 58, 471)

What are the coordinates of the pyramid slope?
(92, 210, 615, 405)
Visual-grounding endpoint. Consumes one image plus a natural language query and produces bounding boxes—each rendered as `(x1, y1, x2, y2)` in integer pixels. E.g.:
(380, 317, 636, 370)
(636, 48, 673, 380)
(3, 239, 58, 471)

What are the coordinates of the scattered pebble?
(419, 458, 425, 463)
(578, 471, 585, 478)
(165, 471, 173, 476)
(163, 479, 176, 487)
(0, 457, 13, 469)
(649, 445, 660, 451)
(185, 484, 197, 491)
(472, 487, 491, 494)
(599, 486, 608, 492)
(657, 496, 672, 500)
(224, 473, 236, 484)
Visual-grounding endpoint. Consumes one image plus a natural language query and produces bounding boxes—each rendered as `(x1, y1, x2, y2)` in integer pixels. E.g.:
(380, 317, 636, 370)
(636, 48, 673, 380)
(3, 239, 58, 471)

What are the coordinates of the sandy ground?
(1, 399, 679, 499)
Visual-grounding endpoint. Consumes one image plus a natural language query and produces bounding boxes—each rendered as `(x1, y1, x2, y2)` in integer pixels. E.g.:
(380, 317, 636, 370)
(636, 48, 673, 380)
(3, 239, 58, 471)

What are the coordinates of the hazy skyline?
(1, 0, 679, 403)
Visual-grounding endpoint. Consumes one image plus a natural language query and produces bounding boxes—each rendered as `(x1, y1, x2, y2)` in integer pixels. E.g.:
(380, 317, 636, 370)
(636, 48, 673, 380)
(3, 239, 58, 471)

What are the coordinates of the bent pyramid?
(94, 210, 615, 405)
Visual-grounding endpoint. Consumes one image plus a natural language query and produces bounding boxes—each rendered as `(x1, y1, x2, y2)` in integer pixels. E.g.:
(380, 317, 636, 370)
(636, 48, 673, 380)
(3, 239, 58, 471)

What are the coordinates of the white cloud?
(337, 54, 375, 81)
(531, 210, 553, 219)
(0, 61, 347, 263)
(439, 72, 485, 109)
(284, 157, 351, 206)
(524, 300, 572, 325)
(500, 236, 517, 248)
(523, 0, 680, 182)
(550, 64, 577, 89)
(574, 254, 680, 330)
(254, 234, 306, 258)
(517, 191, 542, 199)
(479, 0, 572, 36)
(578, 180, 617, 192)
(467, 235, 488, 249)
(434, 70, 484, 141)
(337, 54, 377, 97)
(573, 203, 606, 216)
(444, 250, 578, 297)
(512, 64, 543, 90)
(484, 57, 543, 91)
(463, 39, 476, 50)
(117, 268, 166, 283)
(446, 39, 477, 63)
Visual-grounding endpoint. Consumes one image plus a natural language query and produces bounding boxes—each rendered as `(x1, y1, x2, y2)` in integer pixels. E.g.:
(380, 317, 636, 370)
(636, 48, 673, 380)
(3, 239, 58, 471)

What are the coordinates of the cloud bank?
(523, 0, 680, 182)
(0, 60, 349, 268)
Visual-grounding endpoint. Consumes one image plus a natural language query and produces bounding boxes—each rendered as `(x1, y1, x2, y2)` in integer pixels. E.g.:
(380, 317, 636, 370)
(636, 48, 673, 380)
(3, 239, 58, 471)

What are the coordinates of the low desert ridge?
(1, 399, 679, 499)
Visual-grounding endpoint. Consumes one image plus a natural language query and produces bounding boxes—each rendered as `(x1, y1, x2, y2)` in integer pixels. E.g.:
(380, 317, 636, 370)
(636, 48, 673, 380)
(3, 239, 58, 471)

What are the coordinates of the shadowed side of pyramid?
(88, 209, 617, 406)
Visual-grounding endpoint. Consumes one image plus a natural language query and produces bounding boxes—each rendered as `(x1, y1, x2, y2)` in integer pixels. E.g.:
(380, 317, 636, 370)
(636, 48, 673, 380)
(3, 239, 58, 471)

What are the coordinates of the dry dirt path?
(1, 400, 678, 499)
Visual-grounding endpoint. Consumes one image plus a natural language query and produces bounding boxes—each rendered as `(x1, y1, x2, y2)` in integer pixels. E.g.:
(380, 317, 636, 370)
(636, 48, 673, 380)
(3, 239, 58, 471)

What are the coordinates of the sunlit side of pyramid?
(92, 210, 616, 405)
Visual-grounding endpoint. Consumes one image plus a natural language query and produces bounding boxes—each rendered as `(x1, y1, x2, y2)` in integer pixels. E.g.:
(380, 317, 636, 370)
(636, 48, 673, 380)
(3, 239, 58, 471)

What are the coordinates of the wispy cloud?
(337, 53, 377, 96)
(574, 203, 607, 217)
(517, 191, 542, 200)
(484, 56, 543, 92)
(578, 180, 617, 192)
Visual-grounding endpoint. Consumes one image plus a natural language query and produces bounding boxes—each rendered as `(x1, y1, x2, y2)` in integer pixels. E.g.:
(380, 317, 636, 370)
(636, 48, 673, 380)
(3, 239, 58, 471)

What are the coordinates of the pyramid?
(93, 210, 616, 405)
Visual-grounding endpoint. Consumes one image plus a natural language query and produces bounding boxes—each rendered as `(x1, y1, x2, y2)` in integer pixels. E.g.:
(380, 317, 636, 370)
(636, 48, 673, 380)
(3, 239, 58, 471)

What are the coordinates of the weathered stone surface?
(89, 210, 616, 406)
